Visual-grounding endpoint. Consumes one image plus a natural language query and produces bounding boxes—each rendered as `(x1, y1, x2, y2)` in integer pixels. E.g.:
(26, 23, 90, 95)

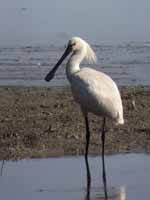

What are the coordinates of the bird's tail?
(116, 118, 124, 125)
(115, 112, 124, 125)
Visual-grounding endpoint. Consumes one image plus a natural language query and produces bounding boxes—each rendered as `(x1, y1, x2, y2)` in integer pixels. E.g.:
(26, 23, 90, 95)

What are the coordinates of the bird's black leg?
(84, 113, 90, 158)
(85, 154, 91, 200)
(101, 117, 108, 199)
(84, 113, 91, 199)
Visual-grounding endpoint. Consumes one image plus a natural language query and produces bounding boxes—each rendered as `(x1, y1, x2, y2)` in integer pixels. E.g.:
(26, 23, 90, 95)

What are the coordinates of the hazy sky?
(0, 0, 150, 45)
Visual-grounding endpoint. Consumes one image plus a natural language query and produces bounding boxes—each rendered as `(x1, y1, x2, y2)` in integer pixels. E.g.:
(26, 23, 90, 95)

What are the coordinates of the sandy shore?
(0, 85, 150, 160)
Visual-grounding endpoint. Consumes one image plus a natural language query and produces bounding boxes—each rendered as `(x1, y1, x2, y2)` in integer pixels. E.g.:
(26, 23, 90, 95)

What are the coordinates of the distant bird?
(21, 8, 27, 11)
(45, 37, 124, 199)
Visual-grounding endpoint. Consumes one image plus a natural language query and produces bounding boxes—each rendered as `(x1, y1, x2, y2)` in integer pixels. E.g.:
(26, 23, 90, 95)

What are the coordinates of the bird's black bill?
(45, 45, 71, 82)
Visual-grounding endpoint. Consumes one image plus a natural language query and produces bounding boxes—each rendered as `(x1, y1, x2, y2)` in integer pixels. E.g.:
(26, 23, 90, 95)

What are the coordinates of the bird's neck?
(66, 51, 84, 81)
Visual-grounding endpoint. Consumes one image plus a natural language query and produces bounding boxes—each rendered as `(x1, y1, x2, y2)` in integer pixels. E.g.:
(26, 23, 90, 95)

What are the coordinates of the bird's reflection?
(84, 155, 108, 200)
(84, 156, 126, 200)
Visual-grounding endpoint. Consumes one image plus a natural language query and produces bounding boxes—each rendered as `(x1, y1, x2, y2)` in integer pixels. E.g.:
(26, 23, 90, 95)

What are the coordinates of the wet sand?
(0, 86, 150, 160)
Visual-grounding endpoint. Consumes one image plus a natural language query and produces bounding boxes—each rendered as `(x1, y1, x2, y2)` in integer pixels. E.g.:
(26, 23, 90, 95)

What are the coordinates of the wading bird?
(45, 37, 124, 199)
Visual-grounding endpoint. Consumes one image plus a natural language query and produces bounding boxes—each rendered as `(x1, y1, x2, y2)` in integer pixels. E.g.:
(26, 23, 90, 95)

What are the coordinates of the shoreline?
(0, 85, 150, 160)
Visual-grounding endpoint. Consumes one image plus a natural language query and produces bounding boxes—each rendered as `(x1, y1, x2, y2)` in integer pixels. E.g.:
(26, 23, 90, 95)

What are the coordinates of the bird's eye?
(68, 42, 76, 49)
(71, 43, 76, 46)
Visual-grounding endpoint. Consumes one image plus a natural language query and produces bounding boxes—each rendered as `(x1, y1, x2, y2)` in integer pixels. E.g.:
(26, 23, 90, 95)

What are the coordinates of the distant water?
(0, 41, 150, 86)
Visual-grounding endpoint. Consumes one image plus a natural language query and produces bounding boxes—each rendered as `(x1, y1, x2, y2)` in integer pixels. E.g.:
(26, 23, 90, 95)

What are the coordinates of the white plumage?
(70, 67, 124, 124)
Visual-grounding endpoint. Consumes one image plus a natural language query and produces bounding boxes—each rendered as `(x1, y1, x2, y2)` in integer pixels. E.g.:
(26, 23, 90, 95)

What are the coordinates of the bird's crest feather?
(85, 42, 97, 64)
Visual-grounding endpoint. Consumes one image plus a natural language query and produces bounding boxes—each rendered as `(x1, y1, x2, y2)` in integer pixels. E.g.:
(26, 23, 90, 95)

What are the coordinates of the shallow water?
(0, 154, 150, 200)
(0, 42, 150, 86)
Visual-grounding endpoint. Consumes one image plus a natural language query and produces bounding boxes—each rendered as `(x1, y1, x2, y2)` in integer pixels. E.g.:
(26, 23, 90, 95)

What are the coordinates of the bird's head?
(68, 37, 84, 52)
(68, 37, 97, 63)
(45, 37, 97, 82)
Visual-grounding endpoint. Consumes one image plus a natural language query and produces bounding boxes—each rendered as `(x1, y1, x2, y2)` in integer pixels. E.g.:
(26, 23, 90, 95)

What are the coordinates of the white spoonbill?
(45, 37, 124, 199)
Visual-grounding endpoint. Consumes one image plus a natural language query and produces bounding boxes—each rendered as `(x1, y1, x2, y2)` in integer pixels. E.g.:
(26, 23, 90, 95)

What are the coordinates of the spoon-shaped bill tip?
(45, 70, 55, 82)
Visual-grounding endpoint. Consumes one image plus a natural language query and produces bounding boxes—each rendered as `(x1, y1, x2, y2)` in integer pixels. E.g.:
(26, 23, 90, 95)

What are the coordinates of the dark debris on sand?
(0, 86, 150, 160)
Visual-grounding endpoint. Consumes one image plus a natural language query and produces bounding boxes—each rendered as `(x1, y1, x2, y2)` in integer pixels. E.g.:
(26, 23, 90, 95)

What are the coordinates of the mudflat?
(0, 86, 150, 160)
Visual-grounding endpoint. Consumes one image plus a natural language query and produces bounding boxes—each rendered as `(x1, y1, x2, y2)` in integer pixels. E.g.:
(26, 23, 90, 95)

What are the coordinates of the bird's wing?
(71, 68, 123, 120)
